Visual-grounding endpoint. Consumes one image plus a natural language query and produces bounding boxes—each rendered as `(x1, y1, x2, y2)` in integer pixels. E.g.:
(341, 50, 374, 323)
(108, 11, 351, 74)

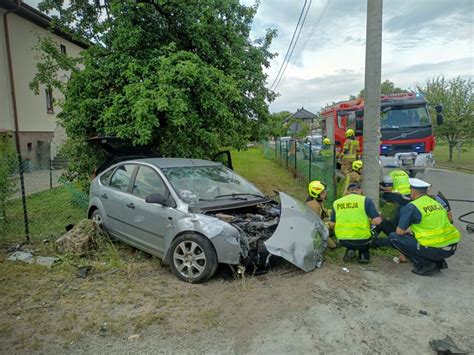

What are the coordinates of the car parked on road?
(303, 135, 323, 159)
(88, 158, 327, 283)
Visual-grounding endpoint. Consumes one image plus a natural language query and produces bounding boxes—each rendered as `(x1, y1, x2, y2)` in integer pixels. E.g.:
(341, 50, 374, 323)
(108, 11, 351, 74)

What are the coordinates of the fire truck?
(321, 92, 444, 176)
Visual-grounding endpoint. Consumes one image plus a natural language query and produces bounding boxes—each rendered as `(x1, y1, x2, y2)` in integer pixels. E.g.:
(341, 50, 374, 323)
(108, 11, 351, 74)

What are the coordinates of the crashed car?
(88, 158, 328, 283)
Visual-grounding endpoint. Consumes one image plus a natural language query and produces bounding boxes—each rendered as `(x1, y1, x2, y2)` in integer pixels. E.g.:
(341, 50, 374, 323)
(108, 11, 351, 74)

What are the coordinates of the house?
(283, 107, 320, 135)
(0, 0, 87, 169)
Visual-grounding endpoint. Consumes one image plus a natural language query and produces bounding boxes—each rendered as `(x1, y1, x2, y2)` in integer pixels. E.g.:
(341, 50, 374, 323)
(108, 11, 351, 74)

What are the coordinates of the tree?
(357, 79, 404, 98)
(261, 111, 291, 138)
(418, 76, 474, 162)
(31, 1, 276, 187)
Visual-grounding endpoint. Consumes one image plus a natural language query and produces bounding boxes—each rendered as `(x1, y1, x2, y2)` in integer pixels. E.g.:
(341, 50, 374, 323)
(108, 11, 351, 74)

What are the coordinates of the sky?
(27, 0, 473, 114)
(242, 0, 473, 113)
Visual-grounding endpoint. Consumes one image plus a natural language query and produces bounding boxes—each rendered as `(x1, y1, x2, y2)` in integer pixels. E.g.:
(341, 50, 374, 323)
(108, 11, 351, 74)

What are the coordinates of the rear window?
(109, 164, 135, 192)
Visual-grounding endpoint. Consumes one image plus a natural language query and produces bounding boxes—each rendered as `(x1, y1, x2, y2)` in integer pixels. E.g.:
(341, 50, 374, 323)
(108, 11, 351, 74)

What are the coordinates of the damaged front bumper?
(263, 192, 328, 272)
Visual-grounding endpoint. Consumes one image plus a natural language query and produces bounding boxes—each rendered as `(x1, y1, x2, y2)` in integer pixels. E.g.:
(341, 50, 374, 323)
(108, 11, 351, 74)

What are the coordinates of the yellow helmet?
(308, 180, 327, 198)
(323, 138, 331, 145)
(352, 160, 363, 171)
(345, 129, 355, 138)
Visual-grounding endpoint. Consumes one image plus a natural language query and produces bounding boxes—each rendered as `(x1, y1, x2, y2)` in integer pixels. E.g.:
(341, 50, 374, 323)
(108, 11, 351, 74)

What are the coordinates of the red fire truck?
(321, 92, 443, 176)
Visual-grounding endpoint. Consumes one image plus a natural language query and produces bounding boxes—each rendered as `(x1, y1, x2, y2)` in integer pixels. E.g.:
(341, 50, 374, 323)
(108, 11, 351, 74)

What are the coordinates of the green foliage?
(260, 111, 291, 138)
(32, 0, 276, 182)
(0, 135, 18, 223)
(418, 76, 474, 162)
(357, 80, 405, 98)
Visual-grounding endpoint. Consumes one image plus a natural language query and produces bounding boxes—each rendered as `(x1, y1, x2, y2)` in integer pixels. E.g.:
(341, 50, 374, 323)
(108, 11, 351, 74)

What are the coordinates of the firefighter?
(306, 181, 337, 249)
(388, 178, 461, 276)
(330, 183, 382, 263)
(341, 129, 360, 175)
(380, 169, 411, 206)
(320, 137, 333, 158)
(342, 160, 363, 195)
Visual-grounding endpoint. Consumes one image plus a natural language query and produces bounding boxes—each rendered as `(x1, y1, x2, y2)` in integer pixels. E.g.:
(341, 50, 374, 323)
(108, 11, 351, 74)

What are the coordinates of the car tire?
(91, 208, 105, 229)
(169, 233, 218, 283)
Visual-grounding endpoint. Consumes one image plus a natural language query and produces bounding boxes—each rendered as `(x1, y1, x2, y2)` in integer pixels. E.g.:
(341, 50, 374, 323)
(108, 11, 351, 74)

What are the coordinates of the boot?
(436, 260, 448, 270)
(358, 250, 370, 264)
(343, 249, 356, 262)
(412, 262, 440, 276)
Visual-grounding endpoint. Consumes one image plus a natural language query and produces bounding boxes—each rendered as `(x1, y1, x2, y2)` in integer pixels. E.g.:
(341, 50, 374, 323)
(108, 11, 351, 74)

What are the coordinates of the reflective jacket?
(390, 170, 410, 195)
(410, 195, 461, 247)
(333, 194, 371, 240)
(343, 139, 359, 160)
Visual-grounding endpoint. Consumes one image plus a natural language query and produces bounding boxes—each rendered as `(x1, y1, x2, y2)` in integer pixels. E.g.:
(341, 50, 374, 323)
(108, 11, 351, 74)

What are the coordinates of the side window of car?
(100, 168, 114, 186)
(109, 164, 135, 192)
(132, 166, 167, 199)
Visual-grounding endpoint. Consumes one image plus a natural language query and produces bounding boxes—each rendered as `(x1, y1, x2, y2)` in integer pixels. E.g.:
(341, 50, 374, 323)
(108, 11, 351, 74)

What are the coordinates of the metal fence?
(262, 138, 337, 205)
(1, 139, 87, 243)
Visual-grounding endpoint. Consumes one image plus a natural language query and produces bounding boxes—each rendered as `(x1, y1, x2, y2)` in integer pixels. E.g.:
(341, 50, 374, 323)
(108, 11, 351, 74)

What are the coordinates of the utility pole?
(362, 0, 383, 208)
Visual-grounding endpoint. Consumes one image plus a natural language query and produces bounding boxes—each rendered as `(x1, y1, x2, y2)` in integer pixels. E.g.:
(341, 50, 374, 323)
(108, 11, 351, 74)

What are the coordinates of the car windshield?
(381, 105, 431, 129)
(161, 165, 265, 205)
(308, 137, 322, 145)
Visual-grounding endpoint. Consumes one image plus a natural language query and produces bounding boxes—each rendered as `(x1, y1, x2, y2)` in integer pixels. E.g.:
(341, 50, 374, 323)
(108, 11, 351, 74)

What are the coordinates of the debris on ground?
(55, 219, 100, 256)
(429, 335, 467, 354)
(128, 334, 141, 341)
(76, 266, 92, 279)
(342, 267, 349, 273)
(8, 251, 58, 267)
(418, 310, 428, 316)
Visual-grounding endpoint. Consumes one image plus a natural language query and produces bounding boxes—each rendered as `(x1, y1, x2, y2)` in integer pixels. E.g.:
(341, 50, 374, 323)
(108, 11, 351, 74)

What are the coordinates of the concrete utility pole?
(362, 0, 383, 208)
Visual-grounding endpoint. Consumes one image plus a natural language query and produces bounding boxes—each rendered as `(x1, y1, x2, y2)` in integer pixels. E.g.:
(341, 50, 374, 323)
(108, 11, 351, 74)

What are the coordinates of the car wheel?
(91, 209, 105, 229)
(169, 233, 218, 283)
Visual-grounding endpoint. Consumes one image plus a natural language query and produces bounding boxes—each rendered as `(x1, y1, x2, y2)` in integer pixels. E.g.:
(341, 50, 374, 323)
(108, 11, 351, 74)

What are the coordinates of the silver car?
(88, 158, 327, 283)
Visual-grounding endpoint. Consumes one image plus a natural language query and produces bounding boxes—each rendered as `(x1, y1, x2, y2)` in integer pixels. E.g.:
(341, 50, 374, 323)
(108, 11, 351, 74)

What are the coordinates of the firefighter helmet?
(323, 138, 331, 145)
(308, 180, 327, 198)
(352, 160, 363, 171)
(345, 128, 355, 138)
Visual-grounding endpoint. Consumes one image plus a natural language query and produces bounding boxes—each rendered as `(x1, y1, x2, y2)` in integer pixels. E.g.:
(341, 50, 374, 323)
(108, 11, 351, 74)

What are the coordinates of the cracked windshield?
(162, 165, 264, 204)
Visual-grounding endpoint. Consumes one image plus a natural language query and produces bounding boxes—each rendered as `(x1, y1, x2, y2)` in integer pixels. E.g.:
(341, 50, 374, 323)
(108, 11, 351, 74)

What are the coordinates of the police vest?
(410, 195, 461, 248)
(390, 170, 410, 195)
(343, 139, 359, 159)
(333, 194, 371, 240)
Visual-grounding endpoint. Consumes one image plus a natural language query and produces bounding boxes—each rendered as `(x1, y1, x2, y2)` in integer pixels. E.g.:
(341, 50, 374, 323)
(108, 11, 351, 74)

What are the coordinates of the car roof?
(131, 158, 221, 169)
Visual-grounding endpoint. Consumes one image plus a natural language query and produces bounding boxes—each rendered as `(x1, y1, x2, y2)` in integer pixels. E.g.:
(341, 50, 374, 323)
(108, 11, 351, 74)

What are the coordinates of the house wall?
(0, 9, 83, 166)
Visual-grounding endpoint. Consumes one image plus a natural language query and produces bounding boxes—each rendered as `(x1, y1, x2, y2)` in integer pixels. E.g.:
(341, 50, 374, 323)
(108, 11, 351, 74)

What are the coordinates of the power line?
(269, 0, 308, 91)
(273, 0, 312, 91)
(279, 0, 331, 84)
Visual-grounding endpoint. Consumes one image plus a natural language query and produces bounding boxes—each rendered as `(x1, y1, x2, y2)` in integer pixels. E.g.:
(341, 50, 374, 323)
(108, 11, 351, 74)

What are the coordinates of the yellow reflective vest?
(390, 170, 411, 195)
(343, 139, 359, 160)
(410, 195, 461, 247)
(333, 194, 371, 240)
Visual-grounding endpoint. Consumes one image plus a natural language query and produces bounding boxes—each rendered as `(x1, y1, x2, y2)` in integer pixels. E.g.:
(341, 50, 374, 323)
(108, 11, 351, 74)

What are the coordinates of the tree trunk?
(448, 143, 455, 162)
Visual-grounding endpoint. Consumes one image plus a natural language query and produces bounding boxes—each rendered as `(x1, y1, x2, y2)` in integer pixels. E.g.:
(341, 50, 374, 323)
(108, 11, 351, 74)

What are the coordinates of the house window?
(45, 87, 54, 113)
(60, 44, 66, 54)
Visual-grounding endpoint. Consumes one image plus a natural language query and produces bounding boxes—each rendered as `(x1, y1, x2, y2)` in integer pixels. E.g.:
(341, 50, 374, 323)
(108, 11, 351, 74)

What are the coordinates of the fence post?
(309, 141, 312, 182)
(274, 139, 277, 159)
(285, 142, 288, 168)
(332, 145, 337, 202)
(49, 158, 53, 189)
(294, 141, 297, 178)
(18, 156, 30, 242)
(279, 139, 282, 163)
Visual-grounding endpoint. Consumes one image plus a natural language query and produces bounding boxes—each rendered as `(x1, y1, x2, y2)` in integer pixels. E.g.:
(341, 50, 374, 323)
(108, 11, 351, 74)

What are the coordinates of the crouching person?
(330, 183, 382, 263)
(389, 178, 461, 276)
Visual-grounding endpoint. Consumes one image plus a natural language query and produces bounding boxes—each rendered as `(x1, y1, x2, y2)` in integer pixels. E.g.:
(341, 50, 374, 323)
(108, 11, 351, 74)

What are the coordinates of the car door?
(102, 163, 137, 239)
(121, 164, 173, 256)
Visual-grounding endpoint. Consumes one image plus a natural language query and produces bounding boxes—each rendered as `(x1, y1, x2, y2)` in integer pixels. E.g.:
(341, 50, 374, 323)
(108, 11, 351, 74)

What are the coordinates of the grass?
(434, 141, 474, 172)
(2, 186, 86, 242)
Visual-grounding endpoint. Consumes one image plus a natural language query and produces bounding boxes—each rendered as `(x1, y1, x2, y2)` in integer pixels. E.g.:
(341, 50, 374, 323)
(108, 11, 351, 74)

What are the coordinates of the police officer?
(306, 181, 337, 249)
(388, 178, 461, 276)
(341, 129, 360, 175)
(330, 183, 382, 263)
(343, 160, 363, 195)
(380, 169, 411, 206)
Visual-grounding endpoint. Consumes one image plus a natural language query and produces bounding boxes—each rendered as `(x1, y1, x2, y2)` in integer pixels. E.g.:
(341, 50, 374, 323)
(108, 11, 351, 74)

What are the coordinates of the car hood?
(264, 192, 328, 272)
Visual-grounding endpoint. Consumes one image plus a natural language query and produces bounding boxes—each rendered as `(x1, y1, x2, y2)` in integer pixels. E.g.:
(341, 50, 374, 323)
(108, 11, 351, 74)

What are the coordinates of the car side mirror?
(435, 104, 443, 113)
(145, 193, 167, 205)
(436, 113, 444, 125)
